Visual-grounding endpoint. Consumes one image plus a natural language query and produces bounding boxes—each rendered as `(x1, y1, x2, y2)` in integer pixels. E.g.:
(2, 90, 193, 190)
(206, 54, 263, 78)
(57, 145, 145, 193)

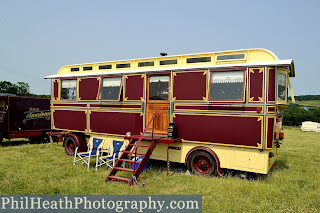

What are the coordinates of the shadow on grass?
(147, 159, 188, 174)
(268, 159, 289, 173)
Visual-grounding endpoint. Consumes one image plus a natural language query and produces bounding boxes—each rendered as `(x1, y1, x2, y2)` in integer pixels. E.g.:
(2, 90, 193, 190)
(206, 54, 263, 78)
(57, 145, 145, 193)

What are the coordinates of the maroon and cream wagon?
(45, 48, 295, 178)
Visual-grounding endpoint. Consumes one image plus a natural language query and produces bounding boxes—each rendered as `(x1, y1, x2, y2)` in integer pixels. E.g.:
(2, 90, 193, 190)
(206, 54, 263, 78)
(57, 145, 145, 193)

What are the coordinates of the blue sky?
(0, 0, 319, 95)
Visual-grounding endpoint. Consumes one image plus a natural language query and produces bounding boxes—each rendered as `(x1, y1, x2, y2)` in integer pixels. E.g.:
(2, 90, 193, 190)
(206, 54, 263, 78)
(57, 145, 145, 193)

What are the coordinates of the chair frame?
(95, 141, 126, 171)
(73, 137, 104, 170)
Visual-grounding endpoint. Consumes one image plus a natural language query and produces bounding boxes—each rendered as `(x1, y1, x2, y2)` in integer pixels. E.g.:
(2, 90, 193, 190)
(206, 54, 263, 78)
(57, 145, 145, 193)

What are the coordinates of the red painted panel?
(53, 80, 59, 100)
(125, 75, 144, 101)
(267, 106, 275, 113)
(53, 103, 87, 107)
(90, 104, 141, 109)
(90, 111, 143, 135)
(53, 110, 86, 131)
(174, 114, 262, 147)
(8, 131, 42, 139)
(173, 71, 206, 101)
(267, 117, 275, 149)
(175, 105, 263, 113)
(79, 78, 99, 100)
(268, 68, 275, 102)
(249, 68, 264, 102)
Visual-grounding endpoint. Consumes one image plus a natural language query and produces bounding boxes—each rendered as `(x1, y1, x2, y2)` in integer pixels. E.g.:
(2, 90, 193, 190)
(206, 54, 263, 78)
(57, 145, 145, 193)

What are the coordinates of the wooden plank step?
(119, 159, 141, 164)
(107, 175, 131, 183)
(113, 167, 134, 173)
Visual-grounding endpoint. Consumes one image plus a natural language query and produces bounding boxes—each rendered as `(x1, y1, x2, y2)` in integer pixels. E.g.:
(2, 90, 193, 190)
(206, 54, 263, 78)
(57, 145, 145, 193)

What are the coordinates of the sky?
(0, 0, 319, 95)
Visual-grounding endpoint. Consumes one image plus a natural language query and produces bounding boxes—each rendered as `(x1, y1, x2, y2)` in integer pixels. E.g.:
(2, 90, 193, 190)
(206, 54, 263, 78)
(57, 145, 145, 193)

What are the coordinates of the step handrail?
(130, 111, 158, 159)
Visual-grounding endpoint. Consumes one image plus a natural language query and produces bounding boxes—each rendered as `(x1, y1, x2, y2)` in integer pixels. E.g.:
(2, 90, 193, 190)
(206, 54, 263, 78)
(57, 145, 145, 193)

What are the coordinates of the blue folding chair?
(73, 137, 105, 170)
(96, 140, 125, 170)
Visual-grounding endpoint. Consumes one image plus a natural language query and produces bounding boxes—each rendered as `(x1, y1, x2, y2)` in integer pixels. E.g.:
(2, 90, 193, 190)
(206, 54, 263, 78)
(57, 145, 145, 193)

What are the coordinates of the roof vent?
(160, 52, 167, 57)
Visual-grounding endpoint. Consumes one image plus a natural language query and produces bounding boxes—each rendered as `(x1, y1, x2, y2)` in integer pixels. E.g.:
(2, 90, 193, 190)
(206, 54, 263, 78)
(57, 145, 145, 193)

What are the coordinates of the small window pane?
(99, 65, 112, 70)
(187, 57, 211, 64)
(149, 76, 169, 100)
(83, 66, 92, 71)
(217, 54, 245, 61)
(210, 71, 244, 101)
(278, 73, 286, 101)
(138, 61, 154, 67)
(116, 63, 131, 69)
(61, 80, 77, 100)
(71, 68, 79, 72)
(160, 59, 178, 65)
(100, 77, 122, 100)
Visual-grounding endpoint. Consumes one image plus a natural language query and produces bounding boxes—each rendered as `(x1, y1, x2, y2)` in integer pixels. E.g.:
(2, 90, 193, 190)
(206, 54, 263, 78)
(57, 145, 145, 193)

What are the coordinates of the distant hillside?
(289, 95, 320, 101)
(284, 95, 320, 126)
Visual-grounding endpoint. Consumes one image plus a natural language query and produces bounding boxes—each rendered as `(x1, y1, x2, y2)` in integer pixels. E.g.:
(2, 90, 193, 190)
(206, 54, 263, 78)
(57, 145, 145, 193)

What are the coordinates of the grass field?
(290, 99, 320, 108)
(0, 128, 319, 212)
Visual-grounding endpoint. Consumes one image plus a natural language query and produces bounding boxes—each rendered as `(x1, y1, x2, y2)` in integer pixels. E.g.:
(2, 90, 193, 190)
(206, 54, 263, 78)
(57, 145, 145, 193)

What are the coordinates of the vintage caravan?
(0, 96, 51, 145)
(45, 48, 295, 182)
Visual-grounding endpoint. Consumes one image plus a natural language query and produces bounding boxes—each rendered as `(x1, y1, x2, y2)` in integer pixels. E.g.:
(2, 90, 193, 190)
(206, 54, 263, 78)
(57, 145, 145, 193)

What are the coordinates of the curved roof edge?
(45, 59, 295, 79)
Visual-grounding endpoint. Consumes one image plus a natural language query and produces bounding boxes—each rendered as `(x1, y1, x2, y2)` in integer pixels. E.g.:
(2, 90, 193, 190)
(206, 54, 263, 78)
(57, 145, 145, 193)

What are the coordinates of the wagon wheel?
(187, 151, 217, 176)
(64, 136, 77, 156)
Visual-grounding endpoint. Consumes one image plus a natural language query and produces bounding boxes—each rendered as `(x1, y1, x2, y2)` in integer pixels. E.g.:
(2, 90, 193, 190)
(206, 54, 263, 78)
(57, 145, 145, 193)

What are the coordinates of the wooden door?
(146, 75, 170, 134)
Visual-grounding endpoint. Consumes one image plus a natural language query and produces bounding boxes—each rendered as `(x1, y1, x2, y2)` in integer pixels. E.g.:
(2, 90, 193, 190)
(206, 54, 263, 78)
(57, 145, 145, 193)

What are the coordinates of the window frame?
(276, 70, 288, 104)
(60, 78, 77, 101)
(147, 74, 171, 102)
(208, 69, 246, 103)
(98, 76, 123, 101)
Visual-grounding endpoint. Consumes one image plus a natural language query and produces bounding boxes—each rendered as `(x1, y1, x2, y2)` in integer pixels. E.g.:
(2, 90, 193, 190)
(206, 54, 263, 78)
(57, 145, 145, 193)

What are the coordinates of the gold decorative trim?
(173, 112, 263, 149)
(248, 67, 265, 103)
(174, 104, 264, 114)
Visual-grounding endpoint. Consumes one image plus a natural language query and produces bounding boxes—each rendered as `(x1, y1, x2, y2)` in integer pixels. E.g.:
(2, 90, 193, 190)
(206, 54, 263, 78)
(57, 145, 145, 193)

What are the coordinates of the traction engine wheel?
(64, 136, 77, 156)
(187, 150, 217, 176)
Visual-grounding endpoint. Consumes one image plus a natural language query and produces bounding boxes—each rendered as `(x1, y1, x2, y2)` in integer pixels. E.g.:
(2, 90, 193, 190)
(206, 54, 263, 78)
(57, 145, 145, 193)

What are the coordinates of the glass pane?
(100, 77, 122, 100)
(187, 57, 211, 64)
(216, 54, 245, 61)
(160, 59, 177, 65)
(116, 63, 130, 69)
(278, 73, 286, 101)
(210, 71, 244, 101)
(149, 76, 169, 100)
(138, 61, 154, 67)
(99, 65, 112, 70)
(61, 80, 77, 100)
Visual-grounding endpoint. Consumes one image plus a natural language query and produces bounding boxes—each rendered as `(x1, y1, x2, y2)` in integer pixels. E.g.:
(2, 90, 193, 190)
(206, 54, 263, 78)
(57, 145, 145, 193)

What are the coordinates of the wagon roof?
(44, 48, 295, 79)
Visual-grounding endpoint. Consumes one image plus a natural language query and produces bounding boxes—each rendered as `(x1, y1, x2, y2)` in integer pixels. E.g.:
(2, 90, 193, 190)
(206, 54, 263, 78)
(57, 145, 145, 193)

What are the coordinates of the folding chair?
(73, 137, 105, 170)
(95, 140, 125, 171)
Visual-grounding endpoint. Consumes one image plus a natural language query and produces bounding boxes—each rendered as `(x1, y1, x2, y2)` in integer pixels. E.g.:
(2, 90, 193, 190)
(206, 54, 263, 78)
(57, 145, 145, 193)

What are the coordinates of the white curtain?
(212, 71, 244, 84)
(102, 77, 121, 87)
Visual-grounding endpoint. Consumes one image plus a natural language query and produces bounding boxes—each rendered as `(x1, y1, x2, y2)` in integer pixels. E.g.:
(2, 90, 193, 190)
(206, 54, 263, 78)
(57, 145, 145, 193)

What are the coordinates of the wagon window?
(61, 79, 77, 100)
(149, 76, 169, 100)
(209, 71, 245, 101)
(100, 77, 122, 100)
(278, 73, 287, 101)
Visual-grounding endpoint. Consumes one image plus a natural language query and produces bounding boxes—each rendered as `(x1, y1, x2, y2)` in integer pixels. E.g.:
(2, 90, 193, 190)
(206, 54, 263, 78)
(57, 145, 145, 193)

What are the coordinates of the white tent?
(301, 121, 320, 132)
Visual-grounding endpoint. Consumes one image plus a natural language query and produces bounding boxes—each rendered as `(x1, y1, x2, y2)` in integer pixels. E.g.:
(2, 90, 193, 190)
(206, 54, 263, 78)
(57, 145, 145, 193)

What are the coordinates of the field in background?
(0, 128, 319, 212)
(293, 100, 320, 108)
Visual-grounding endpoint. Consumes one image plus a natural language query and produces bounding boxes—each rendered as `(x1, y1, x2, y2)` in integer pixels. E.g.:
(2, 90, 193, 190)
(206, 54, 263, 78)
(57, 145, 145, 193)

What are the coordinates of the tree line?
(284, 95, 320, 126)
(283, 104, 320, 126)
(0, 81, 50, 98)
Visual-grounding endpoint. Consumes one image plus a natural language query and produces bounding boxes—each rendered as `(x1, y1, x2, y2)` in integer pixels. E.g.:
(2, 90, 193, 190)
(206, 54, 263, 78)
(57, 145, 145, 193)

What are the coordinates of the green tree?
(0, 81, 30, 96)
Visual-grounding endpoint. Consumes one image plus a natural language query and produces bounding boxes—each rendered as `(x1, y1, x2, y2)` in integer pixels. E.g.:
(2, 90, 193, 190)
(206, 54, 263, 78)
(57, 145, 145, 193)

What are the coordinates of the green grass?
(0, 128, 319, 212)
(291, 100, 320, 108)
